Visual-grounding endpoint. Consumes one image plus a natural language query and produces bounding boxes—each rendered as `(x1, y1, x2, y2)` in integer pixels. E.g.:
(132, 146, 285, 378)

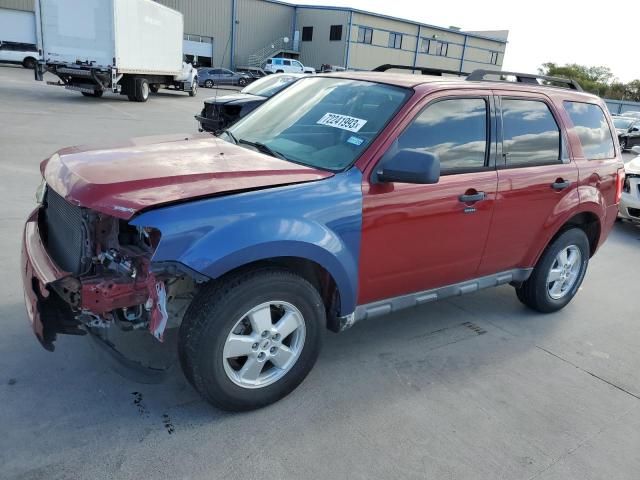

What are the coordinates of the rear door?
(478, 92, 579, 275)
(358, 92, 499, 304)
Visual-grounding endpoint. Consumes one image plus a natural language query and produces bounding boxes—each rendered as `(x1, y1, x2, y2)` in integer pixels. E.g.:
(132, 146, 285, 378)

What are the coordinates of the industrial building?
(0, 0, 508, 73)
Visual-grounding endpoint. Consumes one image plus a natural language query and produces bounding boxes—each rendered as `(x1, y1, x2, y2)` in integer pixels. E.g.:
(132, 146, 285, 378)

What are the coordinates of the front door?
(478, 93, 579, 275)
(358, 94, 498, 305)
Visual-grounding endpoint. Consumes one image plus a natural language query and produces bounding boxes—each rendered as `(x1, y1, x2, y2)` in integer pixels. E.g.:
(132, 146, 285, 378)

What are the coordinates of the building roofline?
(258, 0, 508, 44)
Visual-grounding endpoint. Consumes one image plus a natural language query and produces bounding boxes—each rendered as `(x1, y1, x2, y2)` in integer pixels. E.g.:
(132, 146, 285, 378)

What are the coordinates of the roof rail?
(372, 64, 465, 77)
(466, 69, 583, 91)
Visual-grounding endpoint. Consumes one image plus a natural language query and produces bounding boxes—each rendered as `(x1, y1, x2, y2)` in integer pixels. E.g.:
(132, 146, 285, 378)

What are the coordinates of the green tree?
(538, 62, 614, 96)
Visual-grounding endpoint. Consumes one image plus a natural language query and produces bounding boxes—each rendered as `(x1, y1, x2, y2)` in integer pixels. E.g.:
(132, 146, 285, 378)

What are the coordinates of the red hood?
(42, 133, 333, 219)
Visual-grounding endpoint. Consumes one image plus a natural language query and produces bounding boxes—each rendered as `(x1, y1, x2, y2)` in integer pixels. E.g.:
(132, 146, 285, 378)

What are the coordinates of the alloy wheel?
(546, 245, 582, 300)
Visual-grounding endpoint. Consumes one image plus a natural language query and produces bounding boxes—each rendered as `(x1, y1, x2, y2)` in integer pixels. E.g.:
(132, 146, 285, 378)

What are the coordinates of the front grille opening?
(42, 188, 89, 274)
(628, 207, 640, 218)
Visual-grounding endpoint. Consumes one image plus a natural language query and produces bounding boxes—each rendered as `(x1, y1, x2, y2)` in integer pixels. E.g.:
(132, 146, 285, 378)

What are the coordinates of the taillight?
(615, 168, 625, 204)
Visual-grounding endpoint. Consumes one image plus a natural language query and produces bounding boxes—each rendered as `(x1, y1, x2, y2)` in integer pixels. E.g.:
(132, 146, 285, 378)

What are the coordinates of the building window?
(435, 41, 448, 56)
(490, 51, 499, 65)
(357, 26, 373, 44)
(329, 25, 342, 41)
(420, 38, 430, 53)
(302, 26, 313, 42)
(388, 32, 402, 49)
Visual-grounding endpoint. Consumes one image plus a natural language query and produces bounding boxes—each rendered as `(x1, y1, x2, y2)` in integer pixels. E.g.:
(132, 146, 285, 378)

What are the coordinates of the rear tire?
(22, 57, 36, 69)
(134, 77, 150, 102)
(188, 80, 197, 97)
(178, 268, 325, 411)
(238, 78, 248, 87)
(515, 228, 590, 313)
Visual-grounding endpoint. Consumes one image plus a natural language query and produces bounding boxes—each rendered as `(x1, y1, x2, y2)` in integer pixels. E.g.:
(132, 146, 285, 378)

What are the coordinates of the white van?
(264, 57, 315, 74)
(0, 41, 39, 69)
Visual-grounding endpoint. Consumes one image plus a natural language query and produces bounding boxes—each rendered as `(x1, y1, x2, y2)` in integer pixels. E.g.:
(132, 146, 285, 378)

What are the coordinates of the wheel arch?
(537, 210, 602, 264)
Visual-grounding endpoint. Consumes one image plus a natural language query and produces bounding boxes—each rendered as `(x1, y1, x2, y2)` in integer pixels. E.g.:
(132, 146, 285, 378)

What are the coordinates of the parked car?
(621, 111, 640, 119)
(619, 146, 640, 222)
(22, 69, 624, 411)
(198, 68, 252, 88)
(264, 57, 315, 74)
(196, 73, 304, 132)
(613, 116, 640, 151)
(0, 41, 38, 69)
(235, 66, 267, 80)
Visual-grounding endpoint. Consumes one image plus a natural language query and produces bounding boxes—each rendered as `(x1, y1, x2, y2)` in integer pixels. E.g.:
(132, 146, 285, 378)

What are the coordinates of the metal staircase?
(245, 37, 300, 68)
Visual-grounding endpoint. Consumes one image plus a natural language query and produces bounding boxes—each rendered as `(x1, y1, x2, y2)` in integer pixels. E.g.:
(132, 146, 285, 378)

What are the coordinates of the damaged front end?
(22, 187, 202, 352)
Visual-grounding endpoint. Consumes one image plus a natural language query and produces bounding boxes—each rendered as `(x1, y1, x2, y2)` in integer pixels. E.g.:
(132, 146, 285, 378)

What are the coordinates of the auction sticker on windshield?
(317, 113, 367, 132)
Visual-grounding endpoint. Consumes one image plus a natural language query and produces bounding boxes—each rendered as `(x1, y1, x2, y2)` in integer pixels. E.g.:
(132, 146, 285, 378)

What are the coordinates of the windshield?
(614, 117, 634, 129)
(241, 74, 299, 97)
(227, 77, 411, 171)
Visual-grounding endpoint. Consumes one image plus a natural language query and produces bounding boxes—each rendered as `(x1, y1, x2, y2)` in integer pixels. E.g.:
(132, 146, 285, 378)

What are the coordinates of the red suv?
(22, 69, 625, 410)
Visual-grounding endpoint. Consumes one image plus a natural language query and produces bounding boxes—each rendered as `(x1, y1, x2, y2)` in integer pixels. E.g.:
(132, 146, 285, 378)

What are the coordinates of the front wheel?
(178, 269, 325, 411)
(189, 80, 197, 97)
(515, 228, 589, 313)
(22, 57, 36, 69)
(238, 78, 248, 87)
(620, 138, 628, 151)
(204, 79, 214, 88)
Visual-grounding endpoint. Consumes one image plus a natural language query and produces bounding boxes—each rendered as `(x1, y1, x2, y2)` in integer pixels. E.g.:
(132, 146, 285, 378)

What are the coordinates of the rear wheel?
(179, 269, 325, 411)
(515, 228, 590, 313)
(134, 78, 150, 102)
(22, 57, 36, 69)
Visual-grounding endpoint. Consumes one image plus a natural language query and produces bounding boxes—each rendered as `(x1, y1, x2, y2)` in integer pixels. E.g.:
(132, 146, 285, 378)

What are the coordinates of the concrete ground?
(1, 65, 639, 480)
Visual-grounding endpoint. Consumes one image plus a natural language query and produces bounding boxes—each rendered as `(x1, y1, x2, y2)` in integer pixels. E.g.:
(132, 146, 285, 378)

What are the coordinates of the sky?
(297, 0, 637, 83)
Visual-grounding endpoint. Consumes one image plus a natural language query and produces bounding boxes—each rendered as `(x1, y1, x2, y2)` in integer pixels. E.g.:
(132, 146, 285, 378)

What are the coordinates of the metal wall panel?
(0, 0, 34, 12)
(296, 7, 348, 69)
(234, 0, 293, 67)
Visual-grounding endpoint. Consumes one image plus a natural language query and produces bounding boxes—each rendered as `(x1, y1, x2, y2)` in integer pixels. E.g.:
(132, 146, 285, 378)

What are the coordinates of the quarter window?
(329, 25, 342, 41)
(563, 101, 615, 160)
(397, 98, 488, 173)
(302, 26, 313, 42)
(388, 32, 402, 49)
(490, 51, 499, 65)
(357, 27, 373, 44)
(501, 99, 561, 167)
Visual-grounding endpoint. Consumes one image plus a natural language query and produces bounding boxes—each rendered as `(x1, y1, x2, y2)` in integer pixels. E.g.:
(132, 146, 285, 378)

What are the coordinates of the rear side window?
(563, 101, 615, 160)
(501, 99, 561, 167)
(397, 98, 488, 173)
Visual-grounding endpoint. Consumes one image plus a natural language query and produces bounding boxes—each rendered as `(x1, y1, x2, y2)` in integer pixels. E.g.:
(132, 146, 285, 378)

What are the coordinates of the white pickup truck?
(34, 0, 197, 102)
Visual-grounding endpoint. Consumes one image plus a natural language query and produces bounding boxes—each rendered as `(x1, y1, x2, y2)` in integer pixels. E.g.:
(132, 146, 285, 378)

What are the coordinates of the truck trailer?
(34, 0, 197, 101)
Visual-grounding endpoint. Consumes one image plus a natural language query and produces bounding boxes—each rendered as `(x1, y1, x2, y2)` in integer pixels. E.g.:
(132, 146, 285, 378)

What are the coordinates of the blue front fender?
(131, 169, 363, 314)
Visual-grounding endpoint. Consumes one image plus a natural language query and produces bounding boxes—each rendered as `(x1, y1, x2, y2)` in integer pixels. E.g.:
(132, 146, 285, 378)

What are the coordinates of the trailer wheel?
(134, 78, 150, 102)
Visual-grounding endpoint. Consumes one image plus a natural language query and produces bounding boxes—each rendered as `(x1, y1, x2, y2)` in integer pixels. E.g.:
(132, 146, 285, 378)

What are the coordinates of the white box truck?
(34, 0, 198, 101)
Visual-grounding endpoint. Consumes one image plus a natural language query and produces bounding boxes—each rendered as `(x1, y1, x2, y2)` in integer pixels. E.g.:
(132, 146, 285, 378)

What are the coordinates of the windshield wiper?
(218, 129, 238, 144)
(238, 138, 289, 161)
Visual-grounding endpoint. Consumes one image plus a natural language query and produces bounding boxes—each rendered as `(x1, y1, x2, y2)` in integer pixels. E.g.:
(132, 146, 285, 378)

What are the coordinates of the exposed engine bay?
(38, 188, 200, 350)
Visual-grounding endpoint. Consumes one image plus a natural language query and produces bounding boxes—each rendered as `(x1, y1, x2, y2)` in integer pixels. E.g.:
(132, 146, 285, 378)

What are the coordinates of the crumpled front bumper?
(21, 208, 74, 351)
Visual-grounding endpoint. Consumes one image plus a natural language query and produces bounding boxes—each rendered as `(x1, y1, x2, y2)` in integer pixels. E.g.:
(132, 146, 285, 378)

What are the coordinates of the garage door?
(0, 8, 36, 44)
(183, 34, 213, 68)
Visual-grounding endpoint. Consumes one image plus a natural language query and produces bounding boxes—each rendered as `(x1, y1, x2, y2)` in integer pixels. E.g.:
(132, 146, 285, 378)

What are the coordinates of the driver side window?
(397, 98, 489, 174)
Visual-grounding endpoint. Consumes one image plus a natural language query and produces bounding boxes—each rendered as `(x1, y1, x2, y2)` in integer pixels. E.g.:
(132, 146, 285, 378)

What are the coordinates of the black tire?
(149, 84, 159, 93)
(188, 80, 197, 97)
(22, 57, 36, 69)
(134, 77, 150, 102)
(515, 228, 589, 313)
(178, 268, 325, 411)
(238, 78, 248, 87)
(204, 79, 213, 88)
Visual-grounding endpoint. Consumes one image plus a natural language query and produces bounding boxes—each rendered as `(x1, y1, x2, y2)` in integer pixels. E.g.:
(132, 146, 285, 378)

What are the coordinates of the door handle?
(459, 191, 486, 203)
(551, 179, 571, 191)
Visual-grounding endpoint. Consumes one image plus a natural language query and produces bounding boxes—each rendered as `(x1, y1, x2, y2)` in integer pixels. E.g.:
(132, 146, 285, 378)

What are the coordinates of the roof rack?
(372, 64, 465, 77)
(466, 69, 583, 91)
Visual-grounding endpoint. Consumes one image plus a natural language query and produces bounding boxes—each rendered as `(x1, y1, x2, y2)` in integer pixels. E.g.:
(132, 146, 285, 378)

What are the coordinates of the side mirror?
(376, 149, 440, 184)
(631, 127, 639, 132)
